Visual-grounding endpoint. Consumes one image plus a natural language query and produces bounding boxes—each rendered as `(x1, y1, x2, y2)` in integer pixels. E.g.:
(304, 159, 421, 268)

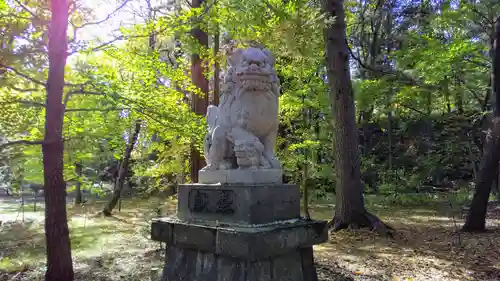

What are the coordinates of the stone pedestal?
(198, 169, 283, 184)
(176, 183, 299, 225)
(151, 184, 328, 281)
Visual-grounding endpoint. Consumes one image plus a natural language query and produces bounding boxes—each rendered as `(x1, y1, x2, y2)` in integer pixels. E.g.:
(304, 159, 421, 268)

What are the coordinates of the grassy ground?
(0, 196, 176, 281)
(1, 192, 499, 281)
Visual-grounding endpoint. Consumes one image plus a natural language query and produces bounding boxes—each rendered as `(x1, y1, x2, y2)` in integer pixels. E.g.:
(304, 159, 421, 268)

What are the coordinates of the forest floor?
(0, 193, 499, 281)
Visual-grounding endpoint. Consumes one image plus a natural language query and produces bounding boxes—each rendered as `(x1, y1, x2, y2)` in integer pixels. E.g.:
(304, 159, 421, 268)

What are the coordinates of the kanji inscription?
(188, 189, 236, 215)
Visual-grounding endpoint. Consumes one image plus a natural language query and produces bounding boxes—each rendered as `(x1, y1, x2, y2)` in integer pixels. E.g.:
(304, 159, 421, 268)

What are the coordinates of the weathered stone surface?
(151, 220, 172, 242)
(300, 247, 319, 281)
(198, 168, 283, 184)
(247, 260, 272, 281)
(159, 244, 319, 281)
(173, 224, 216, 253)
(151, 217, 328, 260)
(216, 257, 246, 281)
(194, 252, 216, 281)
(161, 246, 217, 281)
(161, 246, 197, 281)
(151, 220, 174, 244)
(177, 183, 299, 225)
(201, 46, 282, 183)
(272, 251, 304, 281)
(216, 220, 328, 260)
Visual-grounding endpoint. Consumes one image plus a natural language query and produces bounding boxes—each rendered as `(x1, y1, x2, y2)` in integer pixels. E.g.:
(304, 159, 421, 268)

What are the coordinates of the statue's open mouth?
(240, 79, 272, 91)
(237, 71, 270, 79)
(238, 72, 272, 91)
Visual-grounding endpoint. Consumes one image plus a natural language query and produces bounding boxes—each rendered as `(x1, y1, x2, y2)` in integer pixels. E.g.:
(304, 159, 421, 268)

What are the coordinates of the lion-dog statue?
(201, 46, 281, 171)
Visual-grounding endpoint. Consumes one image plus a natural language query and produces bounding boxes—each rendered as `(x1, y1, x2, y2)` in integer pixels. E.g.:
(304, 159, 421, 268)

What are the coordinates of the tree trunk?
(455, 89, 464, 114)
(492, 18, 500, 207)
(103, 119, 141, 216)
(483, 78, 492, 111)
(492, 17, 500, 202)
(74, 162, 82, 204)
(385, 11, 393, 171)
(302, 99, 311, 220)
(445, 92, 451, 113)
(490, 24, 497, 113)
(213, 29, 220, 106)
(43, 1, 74, 280)
(462, 17, 500, 232)
(360, 107, 373, 156)
(387, 107, 393, 170)
(322, 0, 391, 234)
(426, 92, 432, 115)
(462, 119, 500, 232)
(189, 0, 209, 183)
(495, 17, 500, 116)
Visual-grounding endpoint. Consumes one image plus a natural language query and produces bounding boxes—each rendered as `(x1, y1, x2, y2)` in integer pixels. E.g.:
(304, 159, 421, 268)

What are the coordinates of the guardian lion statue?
(201, 46, 281, 171)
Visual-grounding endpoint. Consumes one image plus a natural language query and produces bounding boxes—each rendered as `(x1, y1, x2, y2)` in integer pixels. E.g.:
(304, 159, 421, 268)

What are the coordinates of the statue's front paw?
(260, 162, 271, 169)
(264, 155, 280, 169)
(270, 159, 281, 169)
(219, 161, 233, 170)
(200, 164, 218, 171)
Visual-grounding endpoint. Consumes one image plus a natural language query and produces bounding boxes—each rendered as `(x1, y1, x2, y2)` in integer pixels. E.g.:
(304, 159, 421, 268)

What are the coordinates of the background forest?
(1, 0, 500, 280)
(3, 0, 499, 203)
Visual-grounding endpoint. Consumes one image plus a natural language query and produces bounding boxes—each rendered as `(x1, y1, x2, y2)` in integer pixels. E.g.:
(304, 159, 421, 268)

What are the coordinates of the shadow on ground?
(0, 196, 176, 280)
(2, 195, 500, 281)
(312, 201, 500, 281)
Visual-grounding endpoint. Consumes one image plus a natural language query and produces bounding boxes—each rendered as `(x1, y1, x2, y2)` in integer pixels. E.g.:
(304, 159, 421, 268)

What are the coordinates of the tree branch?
(0, 98, 125, 113)
(68, 0, 213, 56)
(74, 0, 130, 29)
(0, 140, 44, 150)
(452, 73, 485, 107)
(69, 21, 78, 44)
(68, 34, 137, 55)
(398, 103, 426, 115)
(87, 36, 125, 53)
(82, 26, 172, 54)
(63, 89, 106, 111)
(347, 44, 439, 90)
(464, 57, 491, 69)
(63, 80, 95, 87)
(67, 90, 106, 96)
(0, 64, 46, 86)
(6, 84, 41, 93)
(13, 0, 39, 20)
(65, 107, 125, 112)
(0, 100, 45, 107)
(469, 3, 491, 26)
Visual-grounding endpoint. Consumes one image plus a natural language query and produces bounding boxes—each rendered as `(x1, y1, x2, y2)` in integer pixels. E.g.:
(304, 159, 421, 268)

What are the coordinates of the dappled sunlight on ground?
(0, 196, 177, 280)
(312, 203, 500, 281)
(0, 197, 45, 223)
(2, 196, 500, 280)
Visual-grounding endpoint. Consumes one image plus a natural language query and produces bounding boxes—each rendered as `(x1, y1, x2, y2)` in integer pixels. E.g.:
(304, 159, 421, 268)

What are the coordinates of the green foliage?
(0, 0, 498, 198)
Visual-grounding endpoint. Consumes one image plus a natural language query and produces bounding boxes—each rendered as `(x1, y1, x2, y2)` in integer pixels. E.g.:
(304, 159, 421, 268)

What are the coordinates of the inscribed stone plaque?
(188, 189, 236, 215)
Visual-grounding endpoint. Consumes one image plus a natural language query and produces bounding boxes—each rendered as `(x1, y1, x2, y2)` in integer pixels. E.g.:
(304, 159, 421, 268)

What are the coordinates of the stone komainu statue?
(202, 46, 281, 171)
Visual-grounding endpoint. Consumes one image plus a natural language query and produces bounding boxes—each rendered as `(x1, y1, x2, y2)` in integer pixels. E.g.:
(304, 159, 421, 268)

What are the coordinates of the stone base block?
(151, 218, 327, 281)
(159, 245, 319, 281)
(198, 168, 282, 184)
(151, 217, 328, 260)
(176, 183, 300, 225)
